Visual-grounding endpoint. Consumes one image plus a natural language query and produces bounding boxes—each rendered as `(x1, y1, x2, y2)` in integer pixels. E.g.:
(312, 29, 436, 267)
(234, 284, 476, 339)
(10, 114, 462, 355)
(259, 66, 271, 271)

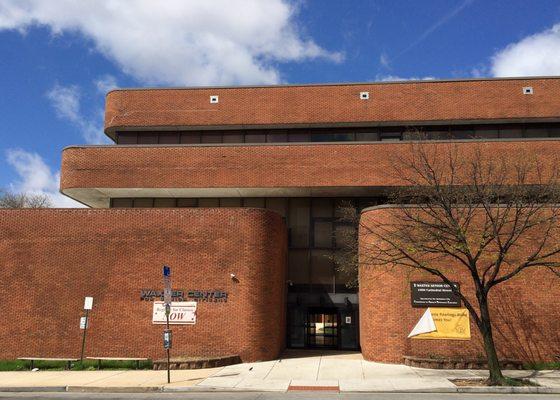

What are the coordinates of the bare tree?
(0, 190, 52, 208)
(360, 139, 560, 385)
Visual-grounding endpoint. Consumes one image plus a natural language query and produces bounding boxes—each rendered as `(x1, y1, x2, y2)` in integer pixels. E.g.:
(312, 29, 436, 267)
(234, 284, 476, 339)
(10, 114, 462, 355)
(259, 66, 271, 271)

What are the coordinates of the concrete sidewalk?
(1, 351, 559, 394)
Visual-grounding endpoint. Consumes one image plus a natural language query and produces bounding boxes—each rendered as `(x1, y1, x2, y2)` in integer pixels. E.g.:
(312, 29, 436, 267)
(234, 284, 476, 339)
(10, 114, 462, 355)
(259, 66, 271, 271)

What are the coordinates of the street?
(0, 393, 557, 400)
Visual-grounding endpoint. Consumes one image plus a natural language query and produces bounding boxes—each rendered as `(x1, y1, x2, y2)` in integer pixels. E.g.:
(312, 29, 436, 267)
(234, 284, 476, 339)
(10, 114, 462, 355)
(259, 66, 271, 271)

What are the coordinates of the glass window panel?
(220, 198, 242, 207)
(201, 133, 222, 143)
(133, 198, 154, 207)
(111, 198, 133, 208)
(177, 198, 198, 207)
(267, 131, 288, 143)
(311, 250, 334, 286)
(222, 133, 244, 143)
(244, 198, 266, 208)
(500, 125, 523, 138)
(137, 133, 158, 144)
(198, 198, 219, 207)
(475, 126, 499, 139)
(312, 198, 333, 218)
(355, 131, 379, 141)
(524, 127, 546, 138)
(153, 198, 176, 208)
(289, 132, 311, 142)
(451, 127, 475, 139)
(334, 199, 356, 218)
(548, 126, 560, 137)
(288, 249, 309, 284)
(266, 198, 287, 217)
(334, 225, 355, 248)
(314, 221, 333, 248)
(311, 132, 354, 142)
(180, 132, 201, 143)
(245, 131, 266, 143)
(159, 132, 179, 144)
(288, 198, 310, 248)
(117, 132, 137, 144)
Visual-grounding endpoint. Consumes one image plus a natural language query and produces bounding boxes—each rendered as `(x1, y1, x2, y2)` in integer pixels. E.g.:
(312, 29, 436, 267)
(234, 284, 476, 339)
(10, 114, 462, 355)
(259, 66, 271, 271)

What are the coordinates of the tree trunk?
(478, 296, 506, 385)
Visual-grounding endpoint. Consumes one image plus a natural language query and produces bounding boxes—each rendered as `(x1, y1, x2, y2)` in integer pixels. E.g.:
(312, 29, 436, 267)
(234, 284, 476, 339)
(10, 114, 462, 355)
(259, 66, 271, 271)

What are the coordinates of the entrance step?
(153, 355, 241, 370)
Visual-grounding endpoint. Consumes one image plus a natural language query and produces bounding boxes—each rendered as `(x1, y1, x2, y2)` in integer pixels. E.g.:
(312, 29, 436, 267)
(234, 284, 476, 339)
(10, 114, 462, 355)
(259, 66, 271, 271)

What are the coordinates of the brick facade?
(105, 78, 560, 137)
(0, 208, 287, 362)
(359, 206, 560, 363)
(61, 140, 560, 194)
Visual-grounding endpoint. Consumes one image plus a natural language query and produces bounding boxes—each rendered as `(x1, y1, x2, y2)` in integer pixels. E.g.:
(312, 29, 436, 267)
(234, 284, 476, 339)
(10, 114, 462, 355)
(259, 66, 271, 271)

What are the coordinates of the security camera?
(230, 273, 236, 279)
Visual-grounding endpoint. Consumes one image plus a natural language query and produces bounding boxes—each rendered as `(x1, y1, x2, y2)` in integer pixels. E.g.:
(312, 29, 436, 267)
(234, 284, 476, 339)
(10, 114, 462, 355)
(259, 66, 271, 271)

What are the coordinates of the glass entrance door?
(307, 310, 338, 348)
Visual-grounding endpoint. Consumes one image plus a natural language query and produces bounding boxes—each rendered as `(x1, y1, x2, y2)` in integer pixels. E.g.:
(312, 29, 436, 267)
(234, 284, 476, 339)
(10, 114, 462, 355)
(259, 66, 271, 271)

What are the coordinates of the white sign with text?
(152, 301, 197, 325)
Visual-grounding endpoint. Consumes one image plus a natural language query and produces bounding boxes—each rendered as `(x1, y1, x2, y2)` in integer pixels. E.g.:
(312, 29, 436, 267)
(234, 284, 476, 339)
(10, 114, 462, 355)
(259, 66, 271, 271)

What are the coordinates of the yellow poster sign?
(411, 308, 471, 340)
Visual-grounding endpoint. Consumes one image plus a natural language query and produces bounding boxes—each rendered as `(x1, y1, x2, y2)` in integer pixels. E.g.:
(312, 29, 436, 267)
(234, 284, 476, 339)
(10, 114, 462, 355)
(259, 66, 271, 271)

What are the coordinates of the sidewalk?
(1, 351, 559, 394)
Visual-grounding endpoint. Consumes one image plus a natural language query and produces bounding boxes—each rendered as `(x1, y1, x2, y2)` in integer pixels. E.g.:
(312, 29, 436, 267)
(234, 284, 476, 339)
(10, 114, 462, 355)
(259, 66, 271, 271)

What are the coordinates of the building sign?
(187, 290, 228, 303)
(409, 308, 471, 340)
(140, 289, 228, 303)
(410, 282, 461, 307)
(152, 301, 197, 324)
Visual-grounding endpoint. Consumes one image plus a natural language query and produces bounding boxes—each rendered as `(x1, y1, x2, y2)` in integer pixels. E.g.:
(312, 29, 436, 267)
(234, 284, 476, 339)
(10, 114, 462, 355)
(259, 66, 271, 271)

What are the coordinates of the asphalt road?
(0, 393, 557, 400)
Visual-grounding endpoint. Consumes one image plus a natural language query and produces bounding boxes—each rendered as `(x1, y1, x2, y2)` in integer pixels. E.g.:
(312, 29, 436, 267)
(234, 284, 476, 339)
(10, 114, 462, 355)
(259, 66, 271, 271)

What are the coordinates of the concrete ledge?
(66, 386, 161, 393)
(0, 387, 66, 392)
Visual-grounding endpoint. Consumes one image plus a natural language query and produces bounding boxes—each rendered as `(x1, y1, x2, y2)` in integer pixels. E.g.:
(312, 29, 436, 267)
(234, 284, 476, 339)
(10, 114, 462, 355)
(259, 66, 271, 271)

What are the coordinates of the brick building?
(1, 77, 560, 363)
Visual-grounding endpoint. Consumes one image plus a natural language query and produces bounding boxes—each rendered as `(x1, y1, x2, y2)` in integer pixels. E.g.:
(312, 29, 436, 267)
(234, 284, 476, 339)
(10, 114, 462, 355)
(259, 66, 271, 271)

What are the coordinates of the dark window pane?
(500, 125, 523, 138)
(311, 250, 334, 287)
(154, 198, 176, 208)
(133, 198, 154, 207)
(311, 132, 354, 142)
(288, 250, 310, 285)
(267, 131, 288, 143)
(548, 126, 560, 137)
(475, 126, 499, 139)
(451, 126, 475, 139)
(312, 198, 333, 218)
(111, 198, 133, 207)
(198, 198, 219, 207)
(314, 221, 333, 248)
(220, 198, 242, 207)
(159, 132, 179, 144)
(244, 198, 265, 208)
(222, 133, 244, 143)
(288, 198, 310, 248)
(525, 126, 546, 138)
(266, 198, 287, 217)
(334, 225, 355, 248)
(289, 132, 311, 142)
(245, 132, 266, 143)
(201, 133, 222, 143)
(117, 132, 137, 144)
(180, 132, 201, 143)
(137, 133, 158, 144)
(177, 198, 198, 207)
(355, 131, 379, 141)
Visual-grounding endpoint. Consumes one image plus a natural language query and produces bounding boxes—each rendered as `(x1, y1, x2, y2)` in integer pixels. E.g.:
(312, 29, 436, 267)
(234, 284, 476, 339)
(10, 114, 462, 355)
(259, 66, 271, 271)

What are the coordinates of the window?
(177, 198, 198, 207)
(355, 131, 379, 141)
(220, 198, 242, 207)
(137, 133, 158, 144)
(133, 198, 154, 207)
(267, 131, 288, 143)
(154, 198, 176, 207)
(111, 198, 133, 207)
(289, 199, 310, 248)
(117, 132, 137, 144)
(201, 133, 222, 143)
(180, 132, 201, 143)
(198, 198, 219, 207)
(289, 132, 311, 142)
(159, 132, 179, 144)
(222, 133, 244, 143)
(244, 198, 266, 208)
(245, 131, 266, 143)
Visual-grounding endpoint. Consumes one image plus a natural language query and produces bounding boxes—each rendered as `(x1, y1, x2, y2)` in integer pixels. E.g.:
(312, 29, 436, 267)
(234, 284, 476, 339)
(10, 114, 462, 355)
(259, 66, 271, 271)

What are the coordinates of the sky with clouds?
(0, 0, 560, 206)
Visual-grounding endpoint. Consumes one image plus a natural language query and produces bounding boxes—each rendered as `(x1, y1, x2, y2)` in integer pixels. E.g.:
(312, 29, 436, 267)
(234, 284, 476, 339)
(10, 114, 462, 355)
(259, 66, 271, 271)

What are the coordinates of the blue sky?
(1, 0, 560, 206)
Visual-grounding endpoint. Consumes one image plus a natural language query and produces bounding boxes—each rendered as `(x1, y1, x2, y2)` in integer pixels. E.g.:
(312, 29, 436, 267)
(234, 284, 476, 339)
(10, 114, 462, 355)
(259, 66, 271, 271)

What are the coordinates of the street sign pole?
(163, 266, 172, 384)
(80, 297, 93, 363)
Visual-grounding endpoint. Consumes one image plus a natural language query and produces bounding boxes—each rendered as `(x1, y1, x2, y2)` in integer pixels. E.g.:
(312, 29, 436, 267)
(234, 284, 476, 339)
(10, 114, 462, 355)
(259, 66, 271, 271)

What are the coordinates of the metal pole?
(80, 309, 89, 363)
(166, 305, 170, 384)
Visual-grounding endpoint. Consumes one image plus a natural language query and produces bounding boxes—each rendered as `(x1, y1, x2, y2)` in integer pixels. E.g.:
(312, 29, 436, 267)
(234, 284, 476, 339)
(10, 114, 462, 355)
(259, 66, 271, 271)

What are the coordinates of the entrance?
(307, 309, 339, 348)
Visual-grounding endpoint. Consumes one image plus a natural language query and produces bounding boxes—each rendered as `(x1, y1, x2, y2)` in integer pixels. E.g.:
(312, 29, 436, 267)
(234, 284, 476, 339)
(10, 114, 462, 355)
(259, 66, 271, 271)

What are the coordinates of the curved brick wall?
(105, 78, 560, 135)
(61, 140, 560, 192)
(359, 206, 560, 363)
(0, 208, 286, 362)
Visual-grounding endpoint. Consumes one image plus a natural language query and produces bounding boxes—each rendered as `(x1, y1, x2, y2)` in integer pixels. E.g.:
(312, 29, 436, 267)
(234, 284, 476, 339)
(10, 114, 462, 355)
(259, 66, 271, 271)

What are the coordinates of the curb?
(0, 385, 558, 394)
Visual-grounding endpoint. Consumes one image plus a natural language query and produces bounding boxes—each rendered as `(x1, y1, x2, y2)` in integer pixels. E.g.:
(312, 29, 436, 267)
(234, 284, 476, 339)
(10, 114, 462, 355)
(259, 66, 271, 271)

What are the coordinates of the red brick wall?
(359, 207, 560, 363)
(61, 140, 560, 192)
(0, 208, 287, 362)
(105, 78, 560, 135)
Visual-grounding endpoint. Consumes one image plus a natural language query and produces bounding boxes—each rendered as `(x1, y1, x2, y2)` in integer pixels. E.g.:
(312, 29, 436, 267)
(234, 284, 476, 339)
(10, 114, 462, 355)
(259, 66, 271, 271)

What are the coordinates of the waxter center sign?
(410, 282, 461, 307)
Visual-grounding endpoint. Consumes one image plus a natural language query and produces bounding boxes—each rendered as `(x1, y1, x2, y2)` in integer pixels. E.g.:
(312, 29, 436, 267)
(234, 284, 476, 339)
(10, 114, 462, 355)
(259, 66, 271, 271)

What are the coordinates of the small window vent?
(210, 95, 219, 103)
(522, 87, 533, 95)
(359, 91, 369, 100)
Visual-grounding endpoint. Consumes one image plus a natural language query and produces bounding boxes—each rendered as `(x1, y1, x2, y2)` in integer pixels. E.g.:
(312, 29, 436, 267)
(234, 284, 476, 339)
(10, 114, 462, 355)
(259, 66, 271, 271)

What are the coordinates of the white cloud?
(375, 74, 436, 82)
(491, 23, 560, 77)
(46, 83, 107, 144)
(5, 149, 83, 207)
(95, 75, 118, 94)
(0, 0, 342, 86)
